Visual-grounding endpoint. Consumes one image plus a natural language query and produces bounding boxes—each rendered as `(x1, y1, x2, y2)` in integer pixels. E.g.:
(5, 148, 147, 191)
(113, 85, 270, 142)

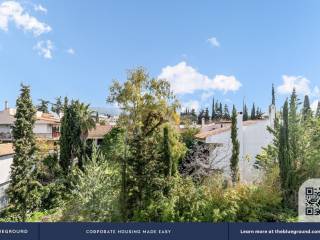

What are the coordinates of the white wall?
(0, 155, 13, 184)
(33, 123, 53, 138)
(205, 120, 273, 183)
(0, 155, 13, 209)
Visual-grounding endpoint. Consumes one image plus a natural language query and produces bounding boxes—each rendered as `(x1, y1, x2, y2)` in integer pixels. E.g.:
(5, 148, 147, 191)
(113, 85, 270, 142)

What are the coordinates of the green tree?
(230, 105, 240, 184)
(272, 83, 275, 105)
(107, 67, 182, 220)
(59, 102, 79, 173)
(219, 103, 223, 119)
(211, 98, 216, 121)
(251, 103, 256, 120)
(59, 100, 95, 173)
(223, 104, 230, 120)
(51, 97, 63, 116)
(37, 99, 50, 113)
(243, 103, 249, 121)
(62, 146, 121, 221)
(278, 99, 294, 208)
(7, 85, 42, 221)
(302, 95, 312, 120)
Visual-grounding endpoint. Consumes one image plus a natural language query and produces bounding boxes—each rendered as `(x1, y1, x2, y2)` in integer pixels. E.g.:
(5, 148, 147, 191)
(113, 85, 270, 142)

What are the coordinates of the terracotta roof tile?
(88, 125, 113, 139)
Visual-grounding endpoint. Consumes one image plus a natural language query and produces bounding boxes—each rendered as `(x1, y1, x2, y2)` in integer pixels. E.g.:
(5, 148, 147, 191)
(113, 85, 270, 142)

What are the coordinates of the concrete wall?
(0, 154, 13, 209)
(206, 118, 273, 183)
(0, 155, 13, 184)
(33, 123, 53, 139)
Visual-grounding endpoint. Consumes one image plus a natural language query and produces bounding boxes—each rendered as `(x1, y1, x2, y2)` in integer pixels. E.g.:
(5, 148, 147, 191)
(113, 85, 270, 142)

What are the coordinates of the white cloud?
(0, 1, 51, 36)
(182, 100, 200, 111)
(34, 4, 47, 14)
(207, 37, 220, 47)
(277, 75, 311, 95)
(34, 40, 53, 59)
(158, 61, 241, 94)
(66, 48, 75, 55)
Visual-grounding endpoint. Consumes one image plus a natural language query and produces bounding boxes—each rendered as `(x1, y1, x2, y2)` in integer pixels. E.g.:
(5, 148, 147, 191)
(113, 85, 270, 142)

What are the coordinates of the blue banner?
(1, 223, 320, 240)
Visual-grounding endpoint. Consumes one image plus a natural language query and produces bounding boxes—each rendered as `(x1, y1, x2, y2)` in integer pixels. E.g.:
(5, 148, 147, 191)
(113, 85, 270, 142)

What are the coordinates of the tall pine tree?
(7, 85, 42, 221)
(211, 97, 216, 121)
(230, 105, 240, 184)
(251, 103, 256, 120)
(272, 83, 275, 105)
(302, 95, 312, 120)
(278, 99, 294, 208)
(243, 103, 249, 121)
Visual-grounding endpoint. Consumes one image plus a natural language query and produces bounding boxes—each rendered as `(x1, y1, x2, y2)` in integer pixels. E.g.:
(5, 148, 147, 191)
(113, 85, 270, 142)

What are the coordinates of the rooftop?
(0, 108, 60, 125)
(88, 124, 113, 139)
(195, 120, 264, 140)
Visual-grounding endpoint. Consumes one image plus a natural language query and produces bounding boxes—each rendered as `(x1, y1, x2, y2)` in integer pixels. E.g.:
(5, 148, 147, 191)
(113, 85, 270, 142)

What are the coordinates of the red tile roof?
(88, 125, 113, 139)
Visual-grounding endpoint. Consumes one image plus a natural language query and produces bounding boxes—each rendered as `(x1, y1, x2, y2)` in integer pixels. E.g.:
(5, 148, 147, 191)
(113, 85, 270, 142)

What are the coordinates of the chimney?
(4, 100, 8, 110)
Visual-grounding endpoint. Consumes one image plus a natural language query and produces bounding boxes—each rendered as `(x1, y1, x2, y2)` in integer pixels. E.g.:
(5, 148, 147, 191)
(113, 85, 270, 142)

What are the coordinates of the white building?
(195, 105, 276, 183)
(0, 107, 60, 141)
(0, 143, 14, 209)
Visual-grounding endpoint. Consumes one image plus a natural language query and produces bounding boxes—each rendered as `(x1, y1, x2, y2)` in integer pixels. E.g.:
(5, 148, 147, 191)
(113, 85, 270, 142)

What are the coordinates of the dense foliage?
(4, 72, 318, 223)
(6, 85, 42, 221)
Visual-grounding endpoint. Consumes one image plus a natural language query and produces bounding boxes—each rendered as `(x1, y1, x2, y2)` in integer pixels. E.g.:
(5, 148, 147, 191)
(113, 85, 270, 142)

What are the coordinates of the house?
(0, 104, 60, 142)
(195, 104, 276, 183)
(87, 124, 113, 145)
(0, 143, 14, 209)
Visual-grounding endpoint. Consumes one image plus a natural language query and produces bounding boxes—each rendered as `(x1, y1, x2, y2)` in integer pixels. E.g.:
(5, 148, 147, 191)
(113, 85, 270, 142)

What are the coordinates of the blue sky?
(0, 0, 320, 114)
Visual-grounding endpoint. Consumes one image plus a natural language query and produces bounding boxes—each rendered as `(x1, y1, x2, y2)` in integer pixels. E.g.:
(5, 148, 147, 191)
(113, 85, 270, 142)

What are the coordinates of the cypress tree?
(219, 103, 223, 119)
(230, 105, 240, 184)
(289, 89, 300, 165)
(302, 95, 312, 120)
(59, 100, 95, 172)
(251, 103, 256, 120)
(243, 104, 249, 121)
(272, 83, 275, 105)
(59, 104, 77, 173)
(7, 85, 42, 221)
(278, 99, 293, 207)
(211, 98, 216, 120)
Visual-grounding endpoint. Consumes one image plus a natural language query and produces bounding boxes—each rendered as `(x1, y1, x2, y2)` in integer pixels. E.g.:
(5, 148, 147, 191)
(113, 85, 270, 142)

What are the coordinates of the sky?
(0, 0, 320, 114)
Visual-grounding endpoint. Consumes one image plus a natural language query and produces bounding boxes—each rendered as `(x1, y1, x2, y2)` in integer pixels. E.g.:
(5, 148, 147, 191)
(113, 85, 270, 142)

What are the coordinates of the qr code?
(305, 187, 320, 215)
